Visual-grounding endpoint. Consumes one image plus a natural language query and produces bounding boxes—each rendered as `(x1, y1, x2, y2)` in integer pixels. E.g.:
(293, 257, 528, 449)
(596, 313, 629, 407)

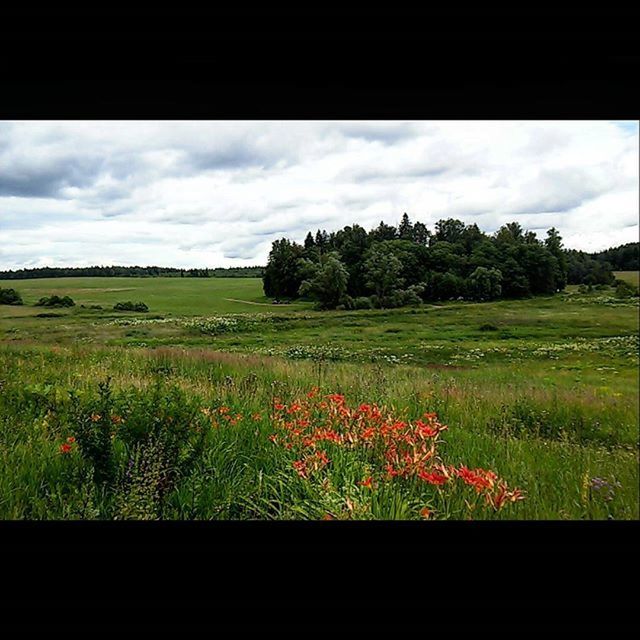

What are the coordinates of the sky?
(0, 120, 638, 270)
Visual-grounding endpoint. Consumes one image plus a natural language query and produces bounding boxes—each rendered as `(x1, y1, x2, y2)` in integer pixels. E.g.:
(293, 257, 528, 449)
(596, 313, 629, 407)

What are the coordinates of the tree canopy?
(262, 214, 619, 309)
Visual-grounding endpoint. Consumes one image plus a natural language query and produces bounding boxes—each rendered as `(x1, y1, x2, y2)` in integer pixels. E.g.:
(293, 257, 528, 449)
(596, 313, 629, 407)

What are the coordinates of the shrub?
(0, 287, 23, 305)
(353, 296, 374, 310)
(338, 294, 354, 310)
(614, 280, 638, 299)
(35, 295, 75, 307)
(65, 378, 207, 519)
(114, 301, 149, 312)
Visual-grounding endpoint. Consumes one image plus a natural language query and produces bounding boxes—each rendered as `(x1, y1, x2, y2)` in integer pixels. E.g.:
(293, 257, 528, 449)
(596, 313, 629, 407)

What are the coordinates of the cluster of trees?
(566, 242, 639, 285)
(35, 295, 75, 308)
(263, 214, 577, 309)
(113, 301, 149, 312)
(0, 287, 23, 305)
(0, 265, 264, 279)
(595, 242, 639, 271)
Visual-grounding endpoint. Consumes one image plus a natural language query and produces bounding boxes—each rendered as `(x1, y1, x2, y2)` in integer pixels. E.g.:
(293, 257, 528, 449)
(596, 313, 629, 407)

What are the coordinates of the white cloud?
(0, 120, 637, 269)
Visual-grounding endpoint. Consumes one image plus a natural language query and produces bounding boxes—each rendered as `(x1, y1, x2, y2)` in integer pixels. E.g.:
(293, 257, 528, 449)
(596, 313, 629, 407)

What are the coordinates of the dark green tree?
(364, 244, 404, 306)
(262, 238, 305, 299)
(298, 252, 349, 309)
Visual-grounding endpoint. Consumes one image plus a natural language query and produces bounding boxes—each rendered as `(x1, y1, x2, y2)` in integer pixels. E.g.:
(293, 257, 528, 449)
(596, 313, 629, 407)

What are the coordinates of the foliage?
(614, 279, 639, 299)
(467, 267, 503, 301)
(298, 252, 349, 309)
(263, 239, 305, 299)
(0, 265, 265, 279)
(113, 301, 149, 312)
(263, 214, 578, 309)
(35, 295, 75, 307)
(0, 287, 23, 305)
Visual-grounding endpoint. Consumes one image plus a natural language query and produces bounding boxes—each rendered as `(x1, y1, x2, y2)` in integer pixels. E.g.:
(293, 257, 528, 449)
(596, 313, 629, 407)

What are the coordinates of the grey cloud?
(337, 122, 425, 145)
(0, 155, 105, 198)
(349, 165, 451, 183)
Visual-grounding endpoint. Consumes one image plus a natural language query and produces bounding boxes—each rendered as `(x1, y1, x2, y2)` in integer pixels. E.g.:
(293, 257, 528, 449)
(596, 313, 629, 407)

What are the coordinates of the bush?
(0, 288, 23, 305)
(114, 301, 149, 312)
(338, 295, 354, 310)
(479, 323, 499, 331)
(614, 280, 638, 299)
(353, 296, 374, 310)
(35, 295, 75, 308)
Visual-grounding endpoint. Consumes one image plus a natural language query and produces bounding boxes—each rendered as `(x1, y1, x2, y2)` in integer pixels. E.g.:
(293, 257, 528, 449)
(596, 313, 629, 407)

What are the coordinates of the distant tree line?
(263, 214, 636, 309)
(565, 242, 639, 285)
(0, 265, 264, 280)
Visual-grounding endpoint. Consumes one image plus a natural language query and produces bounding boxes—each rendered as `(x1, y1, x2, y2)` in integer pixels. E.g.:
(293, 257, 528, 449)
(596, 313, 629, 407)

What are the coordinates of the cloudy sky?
(0, 120, 637, 270)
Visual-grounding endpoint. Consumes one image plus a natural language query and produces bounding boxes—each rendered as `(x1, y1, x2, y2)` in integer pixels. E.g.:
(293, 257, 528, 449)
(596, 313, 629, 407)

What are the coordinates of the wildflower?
(66, 436, 75, 444)
(456, 466, 497, 493)
(485, 484, 525, 510)
(307, 387, 320, 399)
(59, 443, 73, 454)
(322, 513, 334, 520)
(200, 407, 212, 417)
(252, 413, 262, 421)
(111, 414, 124, 424)
(293, 459, 307, 478)
(420, 507, 431, 519)
(274, 403, 286, 411)
(359, 476, 373, 488)
(218, 406, 230, 415)
(90, 413, 101, 422)
(418, 470, 448, 486)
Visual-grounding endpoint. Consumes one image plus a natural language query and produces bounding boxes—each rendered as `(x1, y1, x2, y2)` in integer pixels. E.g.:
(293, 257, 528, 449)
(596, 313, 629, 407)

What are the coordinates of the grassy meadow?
(1, 275, 638, 520)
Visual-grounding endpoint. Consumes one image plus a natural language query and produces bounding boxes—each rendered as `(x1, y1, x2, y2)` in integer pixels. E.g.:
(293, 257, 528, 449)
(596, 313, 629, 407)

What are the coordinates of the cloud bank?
(0, 120, 637, 269)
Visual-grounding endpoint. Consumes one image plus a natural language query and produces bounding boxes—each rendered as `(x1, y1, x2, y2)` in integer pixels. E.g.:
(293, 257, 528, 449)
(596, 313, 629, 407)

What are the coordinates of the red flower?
(420, 507, 432, 519)
(418, 470, 448, 485)
(293, 460, 307, 478)
(59, 443, 73, 454)
(66, 436, 76, 444)
(359, 476, 373, 488)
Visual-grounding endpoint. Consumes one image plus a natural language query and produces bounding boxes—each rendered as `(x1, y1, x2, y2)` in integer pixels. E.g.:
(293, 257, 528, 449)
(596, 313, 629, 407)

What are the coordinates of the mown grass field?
(1, 274, 638, 520)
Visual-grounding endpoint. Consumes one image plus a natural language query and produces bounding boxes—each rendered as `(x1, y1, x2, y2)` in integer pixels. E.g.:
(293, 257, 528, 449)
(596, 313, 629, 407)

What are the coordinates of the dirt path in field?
(224, 298, 293, 306)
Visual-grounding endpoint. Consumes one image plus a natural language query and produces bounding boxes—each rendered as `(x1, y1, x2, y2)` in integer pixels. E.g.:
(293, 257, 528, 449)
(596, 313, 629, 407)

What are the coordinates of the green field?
(615, 270, 639, 287)
(1, 275, 638, 520)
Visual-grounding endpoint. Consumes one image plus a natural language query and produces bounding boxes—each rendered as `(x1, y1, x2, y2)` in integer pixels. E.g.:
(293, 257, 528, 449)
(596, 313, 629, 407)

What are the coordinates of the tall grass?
(1, 345, 637, 520)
